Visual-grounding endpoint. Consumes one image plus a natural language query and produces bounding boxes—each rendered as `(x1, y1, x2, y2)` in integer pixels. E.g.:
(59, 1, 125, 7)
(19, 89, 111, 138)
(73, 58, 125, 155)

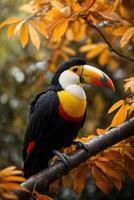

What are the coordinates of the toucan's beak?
(81, 65, 115, 91)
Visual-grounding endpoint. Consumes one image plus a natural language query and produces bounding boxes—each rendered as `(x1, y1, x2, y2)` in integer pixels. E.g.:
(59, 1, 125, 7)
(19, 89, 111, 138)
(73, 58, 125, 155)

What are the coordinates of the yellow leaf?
(0, 17, 20, 29)
(86, 43, 107, 59)
(46, 9, 62, 20)
(62, 46, 75, 55)
(7, 22, 19, 38)
(108, 100, 124, 114)
(96, 125, 111, 135)
(124, 77, 134, 92)
(52, 18, 68, 41)
(72, 19, 86, 41)
(28, 23, 40, 50)
(80, 44, 98, 52)
(7, 20, 25, 38)
(67, 0, 81, 12)
(8, 170, 23, 176)
(51, 0, 64, 9)
(112, 26, 129, 36)
(0, 166, 16, 176)
(4, 176, 25, 182)
(30, 20, 48, 38)
(98, 49, 110, 66)
(20, 22, 29, 48)
(120, 27, 134, 48)
(111, 104, 128, 127)
(86, 47, 104, 59)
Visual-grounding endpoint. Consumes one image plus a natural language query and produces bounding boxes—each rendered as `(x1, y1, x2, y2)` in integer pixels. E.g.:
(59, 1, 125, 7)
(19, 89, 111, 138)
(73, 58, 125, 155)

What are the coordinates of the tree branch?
(85, 19, 134, 62)
(15, 117, 134, 199)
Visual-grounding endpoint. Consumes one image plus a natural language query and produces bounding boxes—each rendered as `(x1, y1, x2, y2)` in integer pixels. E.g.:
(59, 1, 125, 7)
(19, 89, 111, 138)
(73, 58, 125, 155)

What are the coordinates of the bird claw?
(72, 141, 89, 152)
(52, 150, 71, 170)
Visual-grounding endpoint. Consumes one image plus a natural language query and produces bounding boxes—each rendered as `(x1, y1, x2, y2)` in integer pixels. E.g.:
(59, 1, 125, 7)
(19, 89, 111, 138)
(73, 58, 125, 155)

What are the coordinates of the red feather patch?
(26, 141, 36, 154)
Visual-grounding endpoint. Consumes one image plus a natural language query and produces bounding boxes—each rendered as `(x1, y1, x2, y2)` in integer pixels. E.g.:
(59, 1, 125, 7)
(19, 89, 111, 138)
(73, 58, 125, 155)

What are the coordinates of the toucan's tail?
(24, 155, 49, 178)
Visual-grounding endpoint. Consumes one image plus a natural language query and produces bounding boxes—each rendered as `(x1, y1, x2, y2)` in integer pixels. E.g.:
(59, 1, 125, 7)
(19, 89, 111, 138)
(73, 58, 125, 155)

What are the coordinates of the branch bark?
(15, 117, 134, 200)
(85, 19, 134, 62)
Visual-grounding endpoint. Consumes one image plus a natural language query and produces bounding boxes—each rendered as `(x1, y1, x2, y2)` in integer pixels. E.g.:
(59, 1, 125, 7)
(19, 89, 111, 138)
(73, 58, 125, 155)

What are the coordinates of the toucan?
(23, 57, 114, 178)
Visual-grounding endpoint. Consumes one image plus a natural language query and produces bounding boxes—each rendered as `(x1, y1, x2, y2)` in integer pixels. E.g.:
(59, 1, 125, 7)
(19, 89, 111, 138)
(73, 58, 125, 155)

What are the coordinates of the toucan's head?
(51, 57, 114, 91)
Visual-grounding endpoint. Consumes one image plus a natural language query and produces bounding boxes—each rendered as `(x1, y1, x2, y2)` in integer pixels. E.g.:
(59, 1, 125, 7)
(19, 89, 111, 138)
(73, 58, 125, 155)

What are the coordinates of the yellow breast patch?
(57, 91, 87, 119)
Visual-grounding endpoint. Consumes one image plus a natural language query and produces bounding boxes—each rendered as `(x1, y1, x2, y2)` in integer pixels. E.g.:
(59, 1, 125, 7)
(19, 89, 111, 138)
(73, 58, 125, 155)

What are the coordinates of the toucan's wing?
(23, 90, 58, 160)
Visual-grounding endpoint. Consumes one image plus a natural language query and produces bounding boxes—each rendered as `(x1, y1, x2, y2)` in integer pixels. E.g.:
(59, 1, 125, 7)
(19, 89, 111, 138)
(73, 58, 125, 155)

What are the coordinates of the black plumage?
(23, 58, 87, 178)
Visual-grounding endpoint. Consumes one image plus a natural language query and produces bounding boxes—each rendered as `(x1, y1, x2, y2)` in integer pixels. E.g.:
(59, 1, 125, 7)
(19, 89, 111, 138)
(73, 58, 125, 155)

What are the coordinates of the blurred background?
(0, 0, 134, 199)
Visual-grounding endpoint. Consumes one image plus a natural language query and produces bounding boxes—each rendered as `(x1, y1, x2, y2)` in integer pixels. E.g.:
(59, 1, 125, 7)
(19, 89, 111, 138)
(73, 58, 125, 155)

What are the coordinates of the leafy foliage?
(0, 0, 134, 199)
(0, 166, 27, 200)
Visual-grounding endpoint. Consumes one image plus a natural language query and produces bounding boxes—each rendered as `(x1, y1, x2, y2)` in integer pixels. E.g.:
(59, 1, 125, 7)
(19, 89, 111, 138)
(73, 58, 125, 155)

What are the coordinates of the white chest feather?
(65, 84, 86, 100)
(59, 70, 86, 100)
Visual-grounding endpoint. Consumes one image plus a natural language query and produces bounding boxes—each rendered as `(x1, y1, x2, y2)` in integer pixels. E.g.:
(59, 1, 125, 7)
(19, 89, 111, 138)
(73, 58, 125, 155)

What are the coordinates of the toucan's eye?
(72, 67, 78, 72)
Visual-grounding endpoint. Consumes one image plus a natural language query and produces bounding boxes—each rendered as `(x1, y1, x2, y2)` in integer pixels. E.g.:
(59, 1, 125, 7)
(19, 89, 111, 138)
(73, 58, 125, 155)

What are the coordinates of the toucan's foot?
(72, 141, 89, 152)
(52, 150, 71, 170)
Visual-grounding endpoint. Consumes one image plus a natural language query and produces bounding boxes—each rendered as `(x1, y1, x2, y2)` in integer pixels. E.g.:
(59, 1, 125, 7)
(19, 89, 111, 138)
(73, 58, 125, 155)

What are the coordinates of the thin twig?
(85, 18, 134, 62)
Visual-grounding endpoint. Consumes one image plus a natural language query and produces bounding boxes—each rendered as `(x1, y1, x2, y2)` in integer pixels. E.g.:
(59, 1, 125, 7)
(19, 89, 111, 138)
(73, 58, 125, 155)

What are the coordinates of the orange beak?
(81, 65, 115, 91)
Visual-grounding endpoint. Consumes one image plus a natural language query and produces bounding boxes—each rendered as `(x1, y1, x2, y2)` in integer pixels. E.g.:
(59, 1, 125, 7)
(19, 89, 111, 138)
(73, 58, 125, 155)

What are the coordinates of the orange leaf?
(108, 100, 124, 114)
(67, 0, 82, 12)
(0, 183, 28, 192)
(30, 20, 48, 38)
(7, 20, 25, 38)
(0, 17, 20, 29)
(62, 174, 72, 188)
(62, 46, 76, 55)
(125, 156, 134, 180)
(86, 46, 105, 59)
(46, 9, 62, 20)
(80, 44, 98, 52)
(120, 27, 134, 48)
(20, 22, 29, 48)
(7, 22, 19, 38)
(112, 26, 129, 36)
(71, 19, 86, 41)
(4, 176, 25, 182)
(33, 191, 53, 200)
(52, 18, 68, 41)
(82, 0, 95, 9)
(1, 192, 18, 199)
(92, 165, 112, 194)
(103, 150, 123, 164)
(94, 161, 121, 180)
(113, 179, 122, 190)
(28, 23, 40, 50)
(96, 125, 111, 135)
(97, 5, 122, 22)
(98, 49, 110, 66)
(111, 104, 128, 127)
(72, 163, 90, 193)
(0, 166, 18, 176)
